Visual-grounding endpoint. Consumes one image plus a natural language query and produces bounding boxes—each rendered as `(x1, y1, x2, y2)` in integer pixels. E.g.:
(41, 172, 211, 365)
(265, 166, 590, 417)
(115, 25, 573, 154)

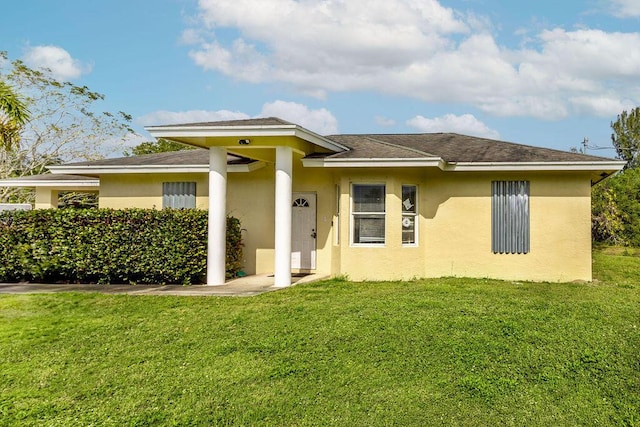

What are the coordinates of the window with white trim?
(492, 180, 529, 254)
(162, 182, 196, 209)
(334, 184, 340, 245)
(402, 185, 417, 245)
(352, 184, 385, 245)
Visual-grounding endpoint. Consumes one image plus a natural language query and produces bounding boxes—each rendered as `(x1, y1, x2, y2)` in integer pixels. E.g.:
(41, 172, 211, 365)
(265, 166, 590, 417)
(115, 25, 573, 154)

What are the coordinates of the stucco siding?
(99, 173, 209, 210)
(423, 171, 590, 282)
(97, 166, 594, 283)
(227, 165, 278, 276)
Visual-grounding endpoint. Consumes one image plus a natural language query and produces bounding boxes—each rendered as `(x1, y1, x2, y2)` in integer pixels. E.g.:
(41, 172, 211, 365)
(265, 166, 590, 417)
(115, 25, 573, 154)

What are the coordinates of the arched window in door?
(292, 198, 310, 207)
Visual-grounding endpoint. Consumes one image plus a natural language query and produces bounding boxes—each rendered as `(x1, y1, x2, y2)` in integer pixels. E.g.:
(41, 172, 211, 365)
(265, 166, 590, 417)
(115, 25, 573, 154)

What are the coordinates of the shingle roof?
(4, 174, 97, 182)
(143, 117, 618, 164)
(149, 117, 294, 128)
(322, 133, 614, 163)
(0, 174, 98, 188)
(54, 124, 620, 170)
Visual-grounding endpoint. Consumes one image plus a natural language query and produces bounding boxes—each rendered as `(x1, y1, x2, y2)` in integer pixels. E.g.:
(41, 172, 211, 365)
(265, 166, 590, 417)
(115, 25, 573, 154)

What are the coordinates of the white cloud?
(136, 109, 250, 126)
(259, 100, 338, 134)
(375, 116, 396, 127)
(180, 28, 205, 45)
(407, 114, 500, 139)
(107, 132, 147, 157)
(609, 0, 640, 17)
(570, 95, 636, 117)
(22, 45, 91, 80)
(184, 0, 640, 120)
(189, 0, 468, 92)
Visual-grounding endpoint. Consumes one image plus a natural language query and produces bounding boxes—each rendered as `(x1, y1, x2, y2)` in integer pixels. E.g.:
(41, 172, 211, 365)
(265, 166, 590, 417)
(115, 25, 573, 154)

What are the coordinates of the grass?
(1, 248, 639, 426)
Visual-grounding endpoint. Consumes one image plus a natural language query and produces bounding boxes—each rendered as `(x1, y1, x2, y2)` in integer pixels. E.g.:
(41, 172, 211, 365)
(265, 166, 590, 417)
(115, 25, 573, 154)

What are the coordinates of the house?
(0, 117, 625, 285)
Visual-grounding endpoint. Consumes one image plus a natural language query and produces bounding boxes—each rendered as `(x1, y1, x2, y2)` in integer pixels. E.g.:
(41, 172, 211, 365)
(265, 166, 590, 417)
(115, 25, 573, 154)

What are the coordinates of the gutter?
(303, 157, 626, 175)
(49, 162, 266, 175)
(302, 157, 445, 168)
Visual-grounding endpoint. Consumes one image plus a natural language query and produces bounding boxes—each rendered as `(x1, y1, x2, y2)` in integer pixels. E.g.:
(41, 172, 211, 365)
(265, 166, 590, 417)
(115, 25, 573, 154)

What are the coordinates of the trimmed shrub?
(0, 209, 243, 285)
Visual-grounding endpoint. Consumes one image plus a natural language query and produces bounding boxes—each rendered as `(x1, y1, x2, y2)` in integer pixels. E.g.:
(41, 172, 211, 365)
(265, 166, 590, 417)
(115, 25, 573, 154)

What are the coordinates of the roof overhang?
(0, 175, 99, 190)
(302, 157, 445, 168)
(444, 160, 627, 172)
(48, 161, 266, 175)
(145, 123, 348, 154)
(302, 157, 625, 184)
(446, 160, 626, 185)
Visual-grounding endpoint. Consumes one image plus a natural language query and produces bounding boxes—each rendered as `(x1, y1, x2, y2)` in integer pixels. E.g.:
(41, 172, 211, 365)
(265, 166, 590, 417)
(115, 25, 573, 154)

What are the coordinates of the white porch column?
(208, 147, 227, 286)
(274, 146, 293, 287)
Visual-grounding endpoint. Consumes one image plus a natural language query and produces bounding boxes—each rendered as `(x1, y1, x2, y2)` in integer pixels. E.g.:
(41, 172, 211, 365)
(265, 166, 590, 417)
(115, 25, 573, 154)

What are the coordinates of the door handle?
(311, 229, 317, 238)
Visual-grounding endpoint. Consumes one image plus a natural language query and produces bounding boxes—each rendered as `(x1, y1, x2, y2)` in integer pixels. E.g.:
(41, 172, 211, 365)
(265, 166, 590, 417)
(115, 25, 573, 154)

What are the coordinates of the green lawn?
(1, 249, 639, 426)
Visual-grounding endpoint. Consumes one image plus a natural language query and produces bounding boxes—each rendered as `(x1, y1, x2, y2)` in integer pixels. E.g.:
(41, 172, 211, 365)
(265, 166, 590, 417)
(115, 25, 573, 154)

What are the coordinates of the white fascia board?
(446, 161, 627, 172)
(146, 124, 348, 153)
(49, 161, 266, 175)
(302, 157, 445, 168)
(302, 157, 626, 173)
(293, 128, 348, 152)
(0, 179, 99, 188)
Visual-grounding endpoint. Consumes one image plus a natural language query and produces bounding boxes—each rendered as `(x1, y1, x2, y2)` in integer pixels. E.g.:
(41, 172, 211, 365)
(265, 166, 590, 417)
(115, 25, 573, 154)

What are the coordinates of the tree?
(0, 51, 134, 203)
(611, 107, 640, 169)
(124, 138, 192, 156)
(0, 80, 30, 151)
(592, 167, 640, 246)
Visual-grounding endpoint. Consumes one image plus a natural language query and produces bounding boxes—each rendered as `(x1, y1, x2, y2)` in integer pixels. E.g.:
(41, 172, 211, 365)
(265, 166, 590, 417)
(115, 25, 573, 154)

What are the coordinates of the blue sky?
(1, 0, 639, 156)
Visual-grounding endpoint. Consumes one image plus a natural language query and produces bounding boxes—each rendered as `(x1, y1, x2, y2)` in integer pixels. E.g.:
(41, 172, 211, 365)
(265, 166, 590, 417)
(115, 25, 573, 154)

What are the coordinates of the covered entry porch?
(146, 118, 346, 287)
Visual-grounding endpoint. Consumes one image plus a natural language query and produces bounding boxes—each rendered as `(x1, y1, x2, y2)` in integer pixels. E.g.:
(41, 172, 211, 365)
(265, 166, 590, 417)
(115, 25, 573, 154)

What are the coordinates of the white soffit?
(302, 157, 445, 168)
(0, 178, 99, 188)
(49, 161, 266, 175)
(303, 157, 625, 172)
(445, 161, 627, 172)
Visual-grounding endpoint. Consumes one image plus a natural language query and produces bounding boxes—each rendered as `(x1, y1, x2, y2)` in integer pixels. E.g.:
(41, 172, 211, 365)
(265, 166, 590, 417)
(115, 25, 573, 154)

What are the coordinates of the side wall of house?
(99, 173, 210, 210)
(336, 168, 593, 282)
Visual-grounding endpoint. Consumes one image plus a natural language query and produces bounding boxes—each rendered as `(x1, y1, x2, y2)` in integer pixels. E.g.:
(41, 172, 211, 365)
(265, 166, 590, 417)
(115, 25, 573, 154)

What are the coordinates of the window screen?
(402, 185, 417, 245)
(352, 184, 385, 244)
(492, 180, 529, 254)
(162, 182, 196, 209)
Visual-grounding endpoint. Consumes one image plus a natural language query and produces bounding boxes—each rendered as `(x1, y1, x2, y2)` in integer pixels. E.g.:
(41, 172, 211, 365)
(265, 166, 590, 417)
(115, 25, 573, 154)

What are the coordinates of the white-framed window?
(352, 184, 385, 245)
(162, 182, 196, 209)
(402, 185, 418, 245)
(492, 180, 529, 254)
(334, 184, 340, 245)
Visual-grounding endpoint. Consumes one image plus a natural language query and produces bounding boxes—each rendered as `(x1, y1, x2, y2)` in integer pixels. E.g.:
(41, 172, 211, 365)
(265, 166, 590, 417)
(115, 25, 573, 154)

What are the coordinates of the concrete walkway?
(0, 273, 330, 297)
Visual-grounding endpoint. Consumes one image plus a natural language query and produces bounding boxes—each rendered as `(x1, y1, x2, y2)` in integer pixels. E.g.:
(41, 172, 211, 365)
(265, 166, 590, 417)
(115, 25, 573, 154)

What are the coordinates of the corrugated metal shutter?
(162, 182, 196, 209)
(492, 180, 529, 254)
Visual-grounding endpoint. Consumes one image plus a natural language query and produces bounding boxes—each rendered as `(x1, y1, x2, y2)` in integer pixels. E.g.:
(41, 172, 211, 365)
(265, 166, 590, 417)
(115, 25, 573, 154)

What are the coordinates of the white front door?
(291, 192, 317, 270)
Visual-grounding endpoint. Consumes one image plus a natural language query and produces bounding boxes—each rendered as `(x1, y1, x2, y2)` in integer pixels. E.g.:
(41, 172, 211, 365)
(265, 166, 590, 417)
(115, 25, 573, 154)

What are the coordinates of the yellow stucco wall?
(35, 188, 59, 209)
(420, 171, 592, 282)
(97, 163, 594, 282)
(99, 173, 209, 210)
(336, 169, 592, 282)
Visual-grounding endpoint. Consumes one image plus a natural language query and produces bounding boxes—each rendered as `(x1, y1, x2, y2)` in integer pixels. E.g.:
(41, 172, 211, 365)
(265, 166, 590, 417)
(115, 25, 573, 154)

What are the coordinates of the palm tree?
(0, 80, 30, 152)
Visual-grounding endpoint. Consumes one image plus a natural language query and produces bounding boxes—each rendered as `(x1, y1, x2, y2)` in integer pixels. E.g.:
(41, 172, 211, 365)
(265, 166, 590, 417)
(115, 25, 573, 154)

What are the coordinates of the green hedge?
(592, 168, 640, 246)
(0, 209, 243, 285)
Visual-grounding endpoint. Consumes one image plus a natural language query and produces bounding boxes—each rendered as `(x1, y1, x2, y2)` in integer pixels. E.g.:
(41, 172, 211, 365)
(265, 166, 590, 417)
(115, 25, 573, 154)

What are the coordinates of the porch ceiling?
(159, 135, 320, 161)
